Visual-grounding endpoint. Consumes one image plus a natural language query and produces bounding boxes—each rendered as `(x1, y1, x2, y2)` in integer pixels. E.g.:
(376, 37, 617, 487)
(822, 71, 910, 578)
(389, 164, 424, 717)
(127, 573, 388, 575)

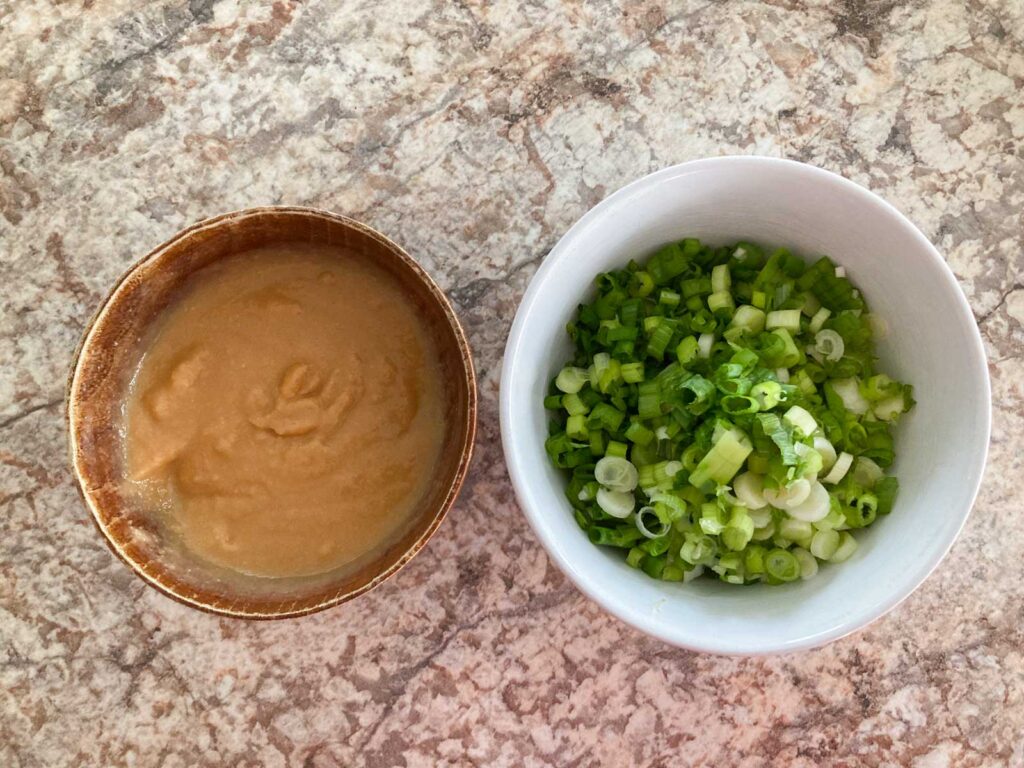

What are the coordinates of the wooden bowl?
(67, 208, 476, 618)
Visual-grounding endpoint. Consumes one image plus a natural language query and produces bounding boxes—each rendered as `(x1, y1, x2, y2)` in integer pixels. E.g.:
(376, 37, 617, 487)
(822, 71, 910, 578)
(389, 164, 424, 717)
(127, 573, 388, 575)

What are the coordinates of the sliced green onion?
(810, 528, 840, 559)
(596, 488, 635, 518)
(813, 436, 837, 471)
(830, 532, 858, 563)
(547, 237, 910, 588)
(792, 547, 818, 579)
(828, 377, 870, 415)
(589, 526, 643, 548)
(822, 451, 854, 484)
(556, 366, 589, 394)
(689, 429, 753, 490)
(765, 548, 800, 581)
(722, 509, 755, 551)
(729, 305, 766, 334)
(711, 264, 731, 294)
(621, 361, 645, 384)
(636, 506, 669, 539)
(646, 322, 675, 360)
(873, 393, 908, 421)
(751, 381, 784, 410)
(875, 476, 899, 515)
(624, 421, 655, 446)
(783, 405, 818, 437)
(708, 290, 734, 314)
(757, 412, 799, 466)
(699, 502, 727, 535)
(852, 456, 883, 488)
(659, 289, 681, 307)
(733, 472, 767, 509)
(763, 477, 811, 509)
(697, 333, 715, 359)
(588, 402, 625, 432)
(766, 309, 802, 333)
(785, 481, 830, 522)
(845, 493, 878, 527)
(675, 336, 699, 365)
(813, 329, 845, 362)
(680, 533, 716, 565)
(809, 306, 831, 333)
(595, 456, 639, 492)
(779, 517, 813, 546)
(543, 394, 563, 410)
(605, 440, 628, 459)
(566, 414, 588, 440)
(562, 393, 588, 416)
(801, 292, 822, 316)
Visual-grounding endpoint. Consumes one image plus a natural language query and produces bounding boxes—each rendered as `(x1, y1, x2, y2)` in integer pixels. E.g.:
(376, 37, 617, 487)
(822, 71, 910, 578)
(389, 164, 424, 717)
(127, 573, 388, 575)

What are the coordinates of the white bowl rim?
(500, 155, 991, 655)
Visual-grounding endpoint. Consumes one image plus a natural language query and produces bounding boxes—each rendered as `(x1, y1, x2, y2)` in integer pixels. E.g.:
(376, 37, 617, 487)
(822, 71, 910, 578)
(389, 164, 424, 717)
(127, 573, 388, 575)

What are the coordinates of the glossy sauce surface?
(124, 243, 446, 578)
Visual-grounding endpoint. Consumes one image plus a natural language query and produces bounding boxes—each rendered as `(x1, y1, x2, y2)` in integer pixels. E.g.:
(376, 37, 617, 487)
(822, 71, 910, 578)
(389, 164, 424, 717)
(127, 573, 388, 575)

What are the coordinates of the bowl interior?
(69, 208, 476, 618)
(502, 158, 989, 654)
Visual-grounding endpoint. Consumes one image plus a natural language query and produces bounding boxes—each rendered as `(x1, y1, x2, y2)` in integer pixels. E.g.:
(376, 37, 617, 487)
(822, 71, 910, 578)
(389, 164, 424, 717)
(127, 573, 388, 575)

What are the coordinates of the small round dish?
(501, 157, 990, 655)
(68, 207, 476, 619)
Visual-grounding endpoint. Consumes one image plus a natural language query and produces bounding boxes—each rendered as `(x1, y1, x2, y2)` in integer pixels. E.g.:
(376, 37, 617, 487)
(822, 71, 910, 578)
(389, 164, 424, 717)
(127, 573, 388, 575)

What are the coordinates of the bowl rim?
(67, 206, 477, 620)
(500, 156, 991, 655)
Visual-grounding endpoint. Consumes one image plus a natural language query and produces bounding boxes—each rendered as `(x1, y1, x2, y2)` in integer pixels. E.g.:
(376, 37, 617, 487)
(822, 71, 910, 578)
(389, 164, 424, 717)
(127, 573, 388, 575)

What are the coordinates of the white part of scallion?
(784, 405, 818, 437)
(763, 478, 811, 510)
(765, 309, 802, 333)
(663, 460, 683, 478)
(874, 393, 906, 421)
(697, 333, 715, 359)
(793, 547, 819, 579)
(733, 472, 768, 510)
(852, 456, 883, 488)
(785, 481, 831, 522)
(810, 528, 840, 560)
(594, 456, 639, 493)
(830, 532, 859, 563)
(835, 265, 846, 278)
(822, 451, 854, 484)
(866, 313, 889, 340)
(813, 436, 837, 472)
(683, 565, 705, 583)
(635, 507, 667, 539)
(596, 487, 635, 518)
(809, 307, 831, 334)
(775, 367, 790, 383)
(813, 329, 845, 362)
(729, 305, 766, 334)
(711, 264, 731, 294)
(794, 443, 823, 479)
(555, 366, 589, 394)
(747, 505, 772, 527)
(830, 377, 870, 415)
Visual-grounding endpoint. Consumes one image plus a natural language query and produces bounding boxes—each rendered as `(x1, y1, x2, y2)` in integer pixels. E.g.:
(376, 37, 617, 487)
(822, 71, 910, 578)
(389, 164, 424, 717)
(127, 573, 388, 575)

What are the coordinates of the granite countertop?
(2, 1, 1023, 765)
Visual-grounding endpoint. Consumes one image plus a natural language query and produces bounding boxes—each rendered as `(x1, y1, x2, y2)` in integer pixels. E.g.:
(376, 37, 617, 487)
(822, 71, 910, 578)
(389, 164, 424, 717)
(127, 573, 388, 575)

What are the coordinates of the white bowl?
(500, 156, 990, 655)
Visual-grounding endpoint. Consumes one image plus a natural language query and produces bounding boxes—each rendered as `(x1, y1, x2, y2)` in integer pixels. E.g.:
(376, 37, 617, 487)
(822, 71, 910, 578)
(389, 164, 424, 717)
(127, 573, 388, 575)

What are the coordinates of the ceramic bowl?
(501, 157, 990, 655)
(68, 207, 476, 619)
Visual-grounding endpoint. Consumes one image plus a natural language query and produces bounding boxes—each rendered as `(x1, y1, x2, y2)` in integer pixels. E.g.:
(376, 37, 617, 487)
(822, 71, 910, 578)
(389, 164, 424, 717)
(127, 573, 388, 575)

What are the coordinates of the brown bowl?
(67, 207, 476, 618)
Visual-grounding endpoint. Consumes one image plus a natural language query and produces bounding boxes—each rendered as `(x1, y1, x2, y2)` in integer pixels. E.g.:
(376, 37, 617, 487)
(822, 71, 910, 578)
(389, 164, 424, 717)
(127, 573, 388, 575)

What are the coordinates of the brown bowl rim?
(66, 206, 477, 619)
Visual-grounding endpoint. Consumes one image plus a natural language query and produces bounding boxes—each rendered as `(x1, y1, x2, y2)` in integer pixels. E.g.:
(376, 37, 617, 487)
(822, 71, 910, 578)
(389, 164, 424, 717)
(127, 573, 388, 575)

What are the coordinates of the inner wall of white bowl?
(505, 159, 988, 653)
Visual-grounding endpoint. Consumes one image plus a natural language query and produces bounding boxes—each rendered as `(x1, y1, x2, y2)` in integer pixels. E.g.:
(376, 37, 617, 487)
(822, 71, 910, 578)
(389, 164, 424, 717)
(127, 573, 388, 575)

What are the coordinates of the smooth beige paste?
(124, 243, 446, 578)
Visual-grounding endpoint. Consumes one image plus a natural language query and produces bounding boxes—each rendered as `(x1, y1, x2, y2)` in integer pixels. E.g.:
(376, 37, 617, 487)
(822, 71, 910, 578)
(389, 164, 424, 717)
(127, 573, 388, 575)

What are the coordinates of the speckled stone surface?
(2, 0, 1023, 765)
